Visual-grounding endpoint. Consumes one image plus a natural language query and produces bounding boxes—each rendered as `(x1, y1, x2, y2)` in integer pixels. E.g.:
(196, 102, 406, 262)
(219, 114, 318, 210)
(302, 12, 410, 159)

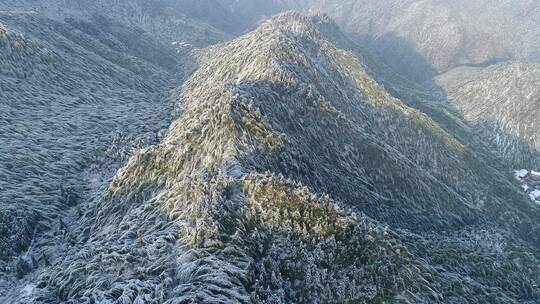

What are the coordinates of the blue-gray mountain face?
(1, 1, 540, 303)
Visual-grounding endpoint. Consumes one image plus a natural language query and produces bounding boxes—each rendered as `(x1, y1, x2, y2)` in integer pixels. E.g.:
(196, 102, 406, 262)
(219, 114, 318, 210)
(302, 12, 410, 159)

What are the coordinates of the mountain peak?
(257, 11, 349, 47)
(261, 11, 333, 30)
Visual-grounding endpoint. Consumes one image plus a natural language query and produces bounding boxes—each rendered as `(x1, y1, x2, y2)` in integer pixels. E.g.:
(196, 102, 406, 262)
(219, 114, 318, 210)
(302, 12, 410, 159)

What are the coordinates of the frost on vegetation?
(23, 12, 540, 303)
(0, 0, 231, 47)
(453, 228, 508, 255)
(0, 8, 179, 300)
(2, 9, 540, 304)
(513, 168, 540, 204)
(4, 14, 405, 303)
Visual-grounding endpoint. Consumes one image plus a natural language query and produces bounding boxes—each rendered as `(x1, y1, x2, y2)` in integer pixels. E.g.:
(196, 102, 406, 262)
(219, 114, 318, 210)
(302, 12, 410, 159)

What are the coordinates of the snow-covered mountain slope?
(0, 0, 231, 47)
(0, 9, 202, 298)
(0, 0, 238, 261)
(9, 13, 539, 303)
(435, 61, 540, 168)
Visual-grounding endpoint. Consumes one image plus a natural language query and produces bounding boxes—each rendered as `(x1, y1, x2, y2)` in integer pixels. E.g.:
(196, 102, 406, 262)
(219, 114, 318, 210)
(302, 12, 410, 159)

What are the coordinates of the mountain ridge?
(2, 2, 540, 302)
(7, 12, 538, 303)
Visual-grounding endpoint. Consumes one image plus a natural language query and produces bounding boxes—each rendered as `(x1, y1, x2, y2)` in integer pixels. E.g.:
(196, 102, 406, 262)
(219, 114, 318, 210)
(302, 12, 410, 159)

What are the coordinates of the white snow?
(172, 41, 193, 53)
(530, 189, 540, 200)
(514, 169, 528, 179)
(522, 184, 530, 191)
(172, 41, 192, 47)
(531, 171, 540, 177)
(22, 284, 35, 296)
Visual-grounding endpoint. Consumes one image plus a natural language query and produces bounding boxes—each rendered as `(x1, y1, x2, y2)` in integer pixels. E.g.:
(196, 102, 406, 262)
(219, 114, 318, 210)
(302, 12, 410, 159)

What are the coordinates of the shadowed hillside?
(435, 61, 540, 169)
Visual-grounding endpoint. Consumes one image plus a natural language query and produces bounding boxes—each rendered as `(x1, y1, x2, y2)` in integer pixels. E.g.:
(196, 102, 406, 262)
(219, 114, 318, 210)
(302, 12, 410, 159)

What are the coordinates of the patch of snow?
(514, 169, 528, 179)
(22, 284, 35, 296)
(522, 184, 530, 191)
(530, 189, 540, 200)
(172, 41, 193, 54)
(172, 41, 192, 48)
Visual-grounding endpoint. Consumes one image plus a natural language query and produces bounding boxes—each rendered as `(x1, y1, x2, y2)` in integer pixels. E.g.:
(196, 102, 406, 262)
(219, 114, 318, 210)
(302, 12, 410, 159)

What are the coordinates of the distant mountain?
(435, 61, 540, 169)
(12, 0, 537, 83)
(13, 13, 539, 303)
(314, 0, 540, 81)
(216, 0, 540, 82)
(10, 0, 538, 81)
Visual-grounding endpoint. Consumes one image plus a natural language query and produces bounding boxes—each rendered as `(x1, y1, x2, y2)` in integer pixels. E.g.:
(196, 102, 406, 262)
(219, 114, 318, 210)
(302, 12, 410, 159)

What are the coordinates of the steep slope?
(12, 13, 540, 304)
(435, 61, 540, 169)
(0, 0, 231, 47)
(0, 9, 193, 297)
